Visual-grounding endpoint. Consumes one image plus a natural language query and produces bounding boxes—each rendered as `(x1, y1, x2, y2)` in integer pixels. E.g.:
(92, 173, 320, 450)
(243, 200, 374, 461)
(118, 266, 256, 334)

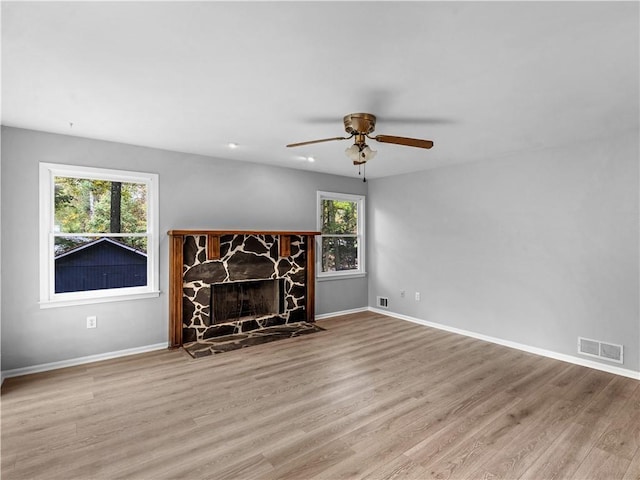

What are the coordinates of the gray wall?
(368, 131, 639, 373)
(3, 125, 638, 374)
(1, 126, 368, 370)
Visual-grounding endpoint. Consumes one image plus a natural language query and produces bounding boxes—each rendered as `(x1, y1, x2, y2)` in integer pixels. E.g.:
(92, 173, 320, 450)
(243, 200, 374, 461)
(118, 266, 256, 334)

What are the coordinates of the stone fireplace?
(167, 230, 320, 348)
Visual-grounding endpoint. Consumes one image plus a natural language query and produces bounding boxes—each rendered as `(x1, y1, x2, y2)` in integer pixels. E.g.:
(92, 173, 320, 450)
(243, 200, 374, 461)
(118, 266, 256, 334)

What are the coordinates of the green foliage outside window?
(321, 199, 359, 272)
(321, 200, 358, 235)
(54, 177, 147, 255)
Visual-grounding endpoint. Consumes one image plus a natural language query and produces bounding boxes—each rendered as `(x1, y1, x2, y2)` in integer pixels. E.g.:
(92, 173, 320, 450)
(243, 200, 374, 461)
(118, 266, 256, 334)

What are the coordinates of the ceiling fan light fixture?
(345, 143, 376, 163)
(345, 144, 360, 161)
(362, 145, 377, 161)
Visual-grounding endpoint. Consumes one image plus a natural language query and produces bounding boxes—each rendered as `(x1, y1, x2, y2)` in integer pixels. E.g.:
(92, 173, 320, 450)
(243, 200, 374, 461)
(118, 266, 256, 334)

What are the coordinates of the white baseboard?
(369, 307, 640, 381)
(316, 307, 369, 321)
(1, 342, 169, 383)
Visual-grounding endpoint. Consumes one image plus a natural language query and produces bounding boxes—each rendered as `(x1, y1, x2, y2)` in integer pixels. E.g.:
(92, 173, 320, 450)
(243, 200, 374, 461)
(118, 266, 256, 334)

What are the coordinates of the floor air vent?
(376, 296, 389, 309)
(578, 337, 623, 364)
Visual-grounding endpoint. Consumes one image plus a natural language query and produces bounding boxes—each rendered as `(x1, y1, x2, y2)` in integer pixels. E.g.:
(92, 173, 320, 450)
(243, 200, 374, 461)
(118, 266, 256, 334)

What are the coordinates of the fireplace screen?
(211, 279, 284, 324)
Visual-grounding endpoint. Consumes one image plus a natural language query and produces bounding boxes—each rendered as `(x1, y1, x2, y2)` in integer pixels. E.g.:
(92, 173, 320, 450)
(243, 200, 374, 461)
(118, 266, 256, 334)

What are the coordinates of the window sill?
(316, 272, 367, 282)
(39, 290, 161, 309)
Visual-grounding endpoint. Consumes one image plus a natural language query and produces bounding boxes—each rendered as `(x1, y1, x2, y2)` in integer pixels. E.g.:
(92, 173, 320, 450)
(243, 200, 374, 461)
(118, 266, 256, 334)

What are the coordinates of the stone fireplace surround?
(168, 230, 320, 349)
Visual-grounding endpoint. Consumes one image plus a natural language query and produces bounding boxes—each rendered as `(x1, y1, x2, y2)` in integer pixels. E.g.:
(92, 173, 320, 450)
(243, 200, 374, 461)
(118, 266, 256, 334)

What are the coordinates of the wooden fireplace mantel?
(168, 230, 321, 348)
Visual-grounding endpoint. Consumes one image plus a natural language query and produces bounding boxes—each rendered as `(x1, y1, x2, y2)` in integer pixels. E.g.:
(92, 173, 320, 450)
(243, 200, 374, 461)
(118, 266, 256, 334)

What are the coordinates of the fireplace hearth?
(184, 321, 325, 357)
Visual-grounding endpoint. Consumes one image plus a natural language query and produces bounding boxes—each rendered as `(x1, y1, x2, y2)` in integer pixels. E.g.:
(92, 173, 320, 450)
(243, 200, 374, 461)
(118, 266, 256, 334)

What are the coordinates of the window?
(39, 163, 159, 307)
(317, 191, 365, 278)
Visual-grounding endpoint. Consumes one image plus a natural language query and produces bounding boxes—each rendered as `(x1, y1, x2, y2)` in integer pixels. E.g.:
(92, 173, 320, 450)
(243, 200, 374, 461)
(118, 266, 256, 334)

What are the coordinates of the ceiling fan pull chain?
(363, 163, 367, 183)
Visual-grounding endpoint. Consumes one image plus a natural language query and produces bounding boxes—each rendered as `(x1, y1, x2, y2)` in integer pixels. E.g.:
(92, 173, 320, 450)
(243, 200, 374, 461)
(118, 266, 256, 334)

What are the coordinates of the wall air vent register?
(578, 337, 623, 364)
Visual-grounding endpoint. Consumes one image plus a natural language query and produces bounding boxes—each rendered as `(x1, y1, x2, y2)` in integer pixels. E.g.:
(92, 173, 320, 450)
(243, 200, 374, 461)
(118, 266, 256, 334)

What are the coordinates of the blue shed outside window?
(55, 238, 147, 293)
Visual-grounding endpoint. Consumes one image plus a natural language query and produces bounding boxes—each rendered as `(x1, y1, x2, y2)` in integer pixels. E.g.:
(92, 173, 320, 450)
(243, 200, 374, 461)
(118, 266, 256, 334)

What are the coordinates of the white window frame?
(316, 191, 366, 280)
(39, 163, 160, 308)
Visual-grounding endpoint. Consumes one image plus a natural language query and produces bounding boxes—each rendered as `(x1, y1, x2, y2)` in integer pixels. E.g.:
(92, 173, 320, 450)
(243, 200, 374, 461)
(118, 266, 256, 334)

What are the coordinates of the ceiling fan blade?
(286, 136, 350, 148)
(374, 135, 434, 149)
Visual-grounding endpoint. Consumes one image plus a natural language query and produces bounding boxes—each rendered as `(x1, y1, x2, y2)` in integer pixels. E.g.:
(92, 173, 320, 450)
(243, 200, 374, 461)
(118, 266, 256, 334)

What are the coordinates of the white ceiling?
(2, 1, 638, 179)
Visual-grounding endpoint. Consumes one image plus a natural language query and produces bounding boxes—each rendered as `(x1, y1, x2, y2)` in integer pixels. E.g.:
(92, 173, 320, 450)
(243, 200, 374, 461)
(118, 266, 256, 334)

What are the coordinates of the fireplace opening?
(211, 279, 285, 324)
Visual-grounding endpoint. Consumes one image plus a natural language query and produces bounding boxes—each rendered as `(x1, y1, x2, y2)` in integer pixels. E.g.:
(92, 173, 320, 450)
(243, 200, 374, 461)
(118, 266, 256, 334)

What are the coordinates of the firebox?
(210, 279, 285, 325)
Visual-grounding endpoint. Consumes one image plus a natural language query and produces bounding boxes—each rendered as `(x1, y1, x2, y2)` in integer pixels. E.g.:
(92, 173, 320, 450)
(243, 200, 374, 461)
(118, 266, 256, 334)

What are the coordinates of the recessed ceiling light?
(227, 142, 238, 149)
(307, 156, 315, 163)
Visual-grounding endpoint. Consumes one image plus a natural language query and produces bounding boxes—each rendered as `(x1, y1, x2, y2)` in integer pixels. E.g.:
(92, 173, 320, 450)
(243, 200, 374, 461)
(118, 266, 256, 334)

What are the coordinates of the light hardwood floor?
(2, 312, 639, 479)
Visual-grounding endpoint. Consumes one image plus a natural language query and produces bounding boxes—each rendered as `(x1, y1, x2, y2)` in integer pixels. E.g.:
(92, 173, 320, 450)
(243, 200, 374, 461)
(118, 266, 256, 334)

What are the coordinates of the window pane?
(54, 236, 148, 293)
(321, 199, 358, 235)
(54, 177, 147, 234)
(321, 237, 358, 272)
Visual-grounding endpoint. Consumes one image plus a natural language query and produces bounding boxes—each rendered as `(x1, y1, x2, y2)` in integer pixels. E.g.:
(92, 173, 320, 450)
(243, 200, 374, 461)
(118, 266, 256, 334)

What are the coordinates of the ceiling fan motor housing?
(343, 113, 376, 135)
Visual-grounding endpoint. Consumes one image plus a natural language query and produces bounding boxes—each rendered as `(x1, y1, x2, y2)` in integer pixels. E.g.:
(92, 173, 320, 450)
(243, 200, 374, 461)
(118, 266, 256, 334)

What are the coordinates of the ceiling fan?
(286, 113, 434, 169)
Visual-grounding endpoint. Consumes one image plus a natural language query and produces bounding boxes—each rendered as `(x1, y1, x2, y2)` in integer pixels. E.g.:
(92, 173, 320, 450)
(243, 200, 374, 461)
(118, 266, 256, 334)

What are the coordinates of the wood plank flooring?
(2, 311, 639, 479)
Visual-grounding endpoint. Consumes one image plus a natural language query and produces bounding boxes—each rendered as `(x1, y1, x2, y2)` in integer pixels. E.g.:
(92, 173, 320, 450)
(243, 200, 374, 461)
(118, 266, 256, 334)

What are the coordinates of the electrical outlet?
(415, 292, 421, 301)
(86, 316, 97, 329)
(400, 290, 406, 298)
